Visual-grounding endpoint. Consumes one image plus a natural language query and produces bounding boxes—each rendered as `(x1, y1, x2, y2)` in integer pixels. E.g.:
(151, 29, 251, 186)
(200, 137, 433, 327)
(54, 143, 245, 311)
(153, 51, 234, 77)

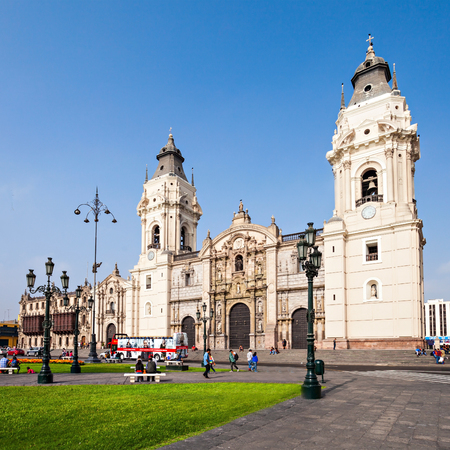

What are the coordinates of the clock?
(361, 205, 376, 219)
(147, 251, 155, 261)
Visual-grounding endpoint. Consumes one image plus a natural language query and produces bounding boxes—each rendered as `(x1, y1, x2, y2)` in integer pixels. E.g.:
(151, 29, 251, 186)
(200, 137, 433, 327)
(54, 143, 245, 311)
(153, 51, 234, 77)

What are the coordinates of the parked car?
(0, 348, 7, 358)
(26, 347, 43, 357)
(7, 348, 25, 356)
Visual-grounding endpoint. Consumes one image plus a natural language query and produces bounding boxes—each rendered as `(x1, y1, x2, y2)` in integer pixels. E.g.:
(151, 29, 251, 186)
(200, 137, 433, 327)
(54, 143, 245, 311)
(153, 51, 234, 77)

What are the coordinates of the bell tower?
(126, 134, 202, 336)
(322, 39, 425, 348)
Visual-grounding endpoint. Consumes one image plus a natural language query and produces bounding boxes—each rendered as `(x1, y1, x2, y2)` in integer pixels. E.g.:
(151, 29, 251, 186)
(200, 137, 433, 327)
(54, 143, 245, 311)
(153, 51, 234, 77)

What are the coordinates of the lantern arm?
(303, 260, 319, 279)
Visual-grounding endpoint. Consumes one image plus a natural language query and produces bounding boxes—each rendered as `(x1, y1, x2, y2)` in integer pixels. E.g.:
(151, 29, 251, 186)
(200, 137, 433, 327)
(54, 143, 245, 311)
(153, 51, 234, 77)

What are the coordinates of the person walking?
(282, 339, 287, 350)
(229, 349, 239, 372)
(333, 338, 337, 350)
(247, 348, 253, 371)
(203, 348, 211, 379)
(251, 352, 259, 372)
(209, 352, 216, 373)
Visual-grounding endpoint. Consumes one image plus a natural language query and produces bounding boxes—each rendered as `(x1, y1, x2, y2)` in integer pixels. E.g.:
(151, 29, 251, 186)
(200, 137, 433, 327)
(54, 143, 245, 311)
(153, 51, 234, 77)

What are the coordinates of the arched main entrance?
(106, 323, 116, 345)
(229, 303, 250, 349)
(291, 308, 307, 349)
(181, 316, 195, 348)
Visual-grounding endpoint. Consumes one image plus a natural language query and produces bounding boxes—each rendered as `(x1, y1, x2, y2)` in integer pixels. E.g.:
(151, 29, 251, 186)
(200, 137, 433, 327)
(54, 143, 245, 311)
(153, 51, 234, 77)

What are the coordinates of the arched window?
(145, 302, 152, 316)
(153, 226, 160, 248)
(110, 302, 115, 313)
(180, 227, 191, 251)
(361, 169, 378, 197)
(235, 255, 244, 272)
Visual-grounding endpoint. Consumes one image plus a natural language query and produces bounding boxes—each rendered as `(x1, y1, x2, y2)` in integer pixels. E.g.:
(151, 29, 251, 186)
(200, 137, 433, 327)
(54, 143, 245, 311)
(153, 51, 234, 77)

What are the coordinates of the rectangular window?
(146, 275, 152, 290)
(430, 305, 436, 336)
(440, 304, 447, 336)
(363, 237, 381, 264)
(185, 273, 191, 286)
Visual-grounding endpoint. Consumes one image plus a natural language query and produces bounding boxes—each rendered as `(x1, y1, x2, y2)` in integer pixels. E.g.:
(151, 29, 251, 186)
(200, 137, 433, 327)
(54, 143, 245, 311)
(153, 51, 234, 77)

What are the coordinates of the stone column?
(141, 218, 146, 254)
(343, 161, 351, 211)
(406, 146, 413, 203)
(385, 147, 394, 202)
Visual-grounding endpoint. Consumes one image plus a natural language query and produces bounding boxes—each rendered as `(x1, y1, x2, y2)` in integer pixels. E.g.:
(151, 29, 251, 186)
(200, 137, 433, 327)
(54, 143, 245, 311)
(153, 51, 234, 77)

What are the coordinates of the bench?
(1, 367, 19, 375)
(61, 356, 72, 360)
(124, 373, 166, 383)
(105, 358, 122, 363)
(166, 360, 183, 366)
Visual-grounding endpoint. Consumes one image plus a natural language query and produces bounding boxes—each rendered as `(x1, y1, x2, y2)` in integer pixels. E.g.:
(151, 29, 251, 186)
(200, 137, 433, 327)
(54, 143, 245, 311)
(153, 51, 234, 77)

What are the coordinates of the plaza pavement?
(4, 350, 450, 449)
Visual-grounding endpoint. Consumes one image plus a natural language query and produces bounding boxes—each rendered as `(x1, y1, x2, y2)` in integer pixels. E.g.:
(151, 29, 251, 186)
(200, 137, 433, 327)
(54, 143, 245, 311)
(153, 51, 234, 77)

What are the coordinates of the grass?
(17, 362, 227, 374)
(0, 383, 301, 450)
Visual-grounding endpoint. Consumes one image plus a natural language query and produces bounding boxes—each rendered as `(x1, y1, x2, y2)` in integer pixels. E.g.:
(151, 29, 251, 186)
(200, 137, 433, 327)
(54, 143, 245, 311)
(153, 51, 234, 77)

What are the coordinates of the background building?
(18, 282, 92, 350)
(425, 299, 449, 342)
(0, 320, 19, 348)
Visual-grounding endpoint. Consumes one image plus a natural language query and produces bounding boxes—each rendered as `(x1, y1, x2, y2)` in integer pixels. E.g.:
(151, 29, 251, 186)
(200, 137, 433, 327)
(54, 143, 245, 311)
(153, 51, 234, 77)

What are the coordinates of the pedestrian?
(251, 352, 258, 372)
(333, 338, 336, 350)
(209, 352, 216, 373)
(247, 348, 253, 371)
(10, 355, 20, 373)
(229, 349, 239, 372)
(203, 348, 211, 378)
(282, 339, 287, 350)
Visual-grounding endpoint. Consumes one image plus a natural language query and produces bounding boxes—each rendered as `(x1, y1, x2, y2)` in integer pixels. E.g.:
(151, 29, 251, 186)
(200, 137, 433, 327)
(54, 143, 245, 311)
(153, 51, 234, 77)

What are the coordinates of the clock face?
(362, 205, 376, 220)
(147, 251, 155, 261)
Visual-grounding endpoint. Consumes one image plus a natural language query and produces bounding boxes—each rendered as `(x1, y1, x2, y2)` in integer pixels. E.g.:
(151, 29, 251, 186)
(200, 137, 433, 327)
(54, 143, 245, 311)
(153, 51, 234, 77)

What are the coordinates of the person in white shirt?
(247, 349, 253, 371)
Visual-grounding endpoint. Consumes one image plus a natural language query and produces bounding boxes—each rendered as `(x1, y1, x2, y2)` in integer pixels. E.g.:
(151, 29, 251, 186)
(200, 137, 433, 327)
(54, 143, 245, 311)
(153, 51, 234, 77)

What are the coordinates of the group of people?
(0, 354, 21, 373)
(134, 356, 159, 382)
(269, 347, 279, 355)
(431, 349, 447, 364)
(59, 349, 73, 358)
(415, 348, 427, 356)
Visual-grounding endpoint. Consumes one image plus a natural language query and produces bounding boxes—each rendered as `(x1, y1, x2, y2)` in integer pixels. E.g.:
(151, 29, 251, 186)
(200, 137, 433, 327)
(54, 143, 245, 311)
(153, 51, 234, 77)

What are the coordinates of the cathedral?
(18, 41, 425, 350)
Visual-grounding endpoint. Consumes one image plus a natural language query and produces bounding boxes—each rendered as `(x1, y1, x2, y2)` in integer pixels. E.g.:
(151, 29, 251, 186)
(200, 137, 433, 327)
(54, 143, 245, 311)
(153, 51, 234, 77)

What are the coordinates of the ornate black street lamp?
(75, 188, 116, 363)
(297, 222, 322, 399)
(196, 303, 214, 367)
(63, 286, 94, 373)
(26, 258, 69, 384)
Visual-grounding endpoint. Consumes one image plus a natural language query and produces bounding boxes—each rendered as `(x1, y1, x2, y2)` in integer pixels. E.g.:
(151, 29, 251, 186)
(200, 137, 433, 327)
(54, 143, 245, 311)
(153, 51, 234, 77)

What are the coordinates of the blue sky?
(1, 1, 449, 319)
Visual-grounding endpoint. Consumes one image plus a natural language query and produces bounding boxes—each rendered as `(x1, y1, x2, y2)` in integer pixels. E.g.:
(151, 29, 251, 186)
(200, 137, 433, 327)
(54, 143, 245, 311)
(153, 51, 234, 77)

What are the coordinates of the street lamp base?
(301, 384, 322, 399)
(84, 356, 102, 364)
(37, 373, 53, 384)
(70, 365, 82, 373)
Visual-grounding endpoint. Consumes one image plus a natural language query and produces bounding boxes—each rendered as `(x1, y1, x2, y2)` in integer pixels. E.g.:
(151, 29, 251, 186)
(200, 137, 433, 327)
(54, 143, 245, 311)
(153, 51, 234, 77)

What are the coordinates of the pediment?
(356, 118, 377, 129)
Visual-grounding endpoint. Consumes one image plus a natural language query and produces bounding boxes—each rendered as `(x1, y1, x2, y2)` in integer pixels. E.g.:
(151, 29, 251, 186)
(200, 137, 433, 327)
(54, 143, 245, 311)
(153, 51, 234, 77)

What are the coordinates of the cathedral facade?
(18, 41, 426, 351)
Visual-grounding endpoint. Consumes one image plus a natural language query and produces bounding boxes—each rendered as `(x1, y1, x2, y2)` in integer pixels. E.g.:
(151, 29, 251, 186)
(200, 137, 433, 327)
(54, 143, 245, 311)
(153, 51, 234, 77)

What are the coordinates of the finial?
(392, 63, 398, 90)
(191, 167, 195, 186)
(271, 215, 275, 224)
(207, 229, 210, 239)
(169, 127, 172, 137)
(340, 83, 345, 110)
(239, 200, 244, 212)
(145, 164, 148, 182)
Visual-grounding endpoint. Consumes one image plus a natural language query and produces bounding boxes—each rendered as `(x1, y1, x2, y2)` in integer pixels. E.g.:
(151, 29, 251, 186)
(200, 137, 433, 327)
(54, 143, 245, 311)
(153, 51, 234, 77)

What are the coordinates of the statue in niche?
(371, 284, 378, 299)
(217, 303, 221, 316)
(258, 301, 262, 314)
(217, 270, 222, 281)
(236, 283, 241, 294)
(217, 321, 222, 334)
(257, 264, 262, 275)
(282, 302, 286, 313)
(174, 309, 178, 320)
(258, 319, 263, 332)
(317, 296, 323, 311)
(146, 303, 152, 315)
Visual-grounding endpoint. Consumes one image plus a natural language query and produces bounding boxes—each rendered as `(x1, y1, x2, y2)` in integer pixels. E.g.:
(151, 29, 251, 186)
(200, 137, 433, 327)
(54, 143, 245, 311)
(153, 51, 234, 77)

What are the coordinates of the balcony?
(356, 195, 383, 208)
(147, 243, 161, 250)
(366, 253, 378, 261)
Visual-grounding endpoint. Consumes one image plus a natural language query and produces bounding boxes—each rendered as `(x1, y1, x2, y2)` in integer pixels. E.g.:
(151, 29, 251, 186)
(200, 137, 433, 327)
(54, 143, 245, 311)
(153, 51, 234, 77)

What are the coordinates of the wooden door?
(229, 303, 250, 349)
(292, 308, 307, 349)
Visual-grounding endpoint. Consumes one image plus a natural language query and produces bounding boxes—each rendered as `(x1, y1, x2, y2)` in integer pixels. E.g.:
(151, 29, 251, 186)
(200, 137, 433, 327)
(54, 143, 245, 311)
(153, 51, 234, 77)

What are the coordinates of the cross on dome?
(366, 34, 374, 46)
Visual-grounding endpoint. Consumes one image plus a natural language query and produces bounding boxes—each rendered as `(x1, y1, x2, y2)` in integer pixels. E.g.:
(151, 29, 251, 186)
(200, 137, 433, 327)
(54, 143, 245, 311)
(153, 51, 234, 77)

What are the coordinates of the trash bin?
(315, 359, 325, 383)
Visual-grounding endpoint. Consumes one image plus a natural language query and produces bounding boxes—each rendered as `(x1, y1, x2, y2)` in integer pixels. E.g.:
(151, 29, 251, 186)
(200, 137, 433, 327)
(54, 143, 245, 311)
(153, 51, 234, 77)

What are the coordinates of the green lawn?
(18, 362, 227, 374)
(0, 383, 301, 450)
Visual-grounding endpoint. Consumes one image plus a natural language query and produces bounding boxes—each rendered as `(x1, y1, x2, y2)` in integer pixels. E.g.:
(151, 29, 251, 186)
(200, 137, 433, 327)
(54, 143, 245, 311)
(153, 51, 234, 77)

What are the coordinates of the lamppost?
(75, 188, 116, 363)
(63, 286, 94, 373)
(297, 222, 322, 399)
(26, 258, 69, 384)
(196, 303, 214, 367)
